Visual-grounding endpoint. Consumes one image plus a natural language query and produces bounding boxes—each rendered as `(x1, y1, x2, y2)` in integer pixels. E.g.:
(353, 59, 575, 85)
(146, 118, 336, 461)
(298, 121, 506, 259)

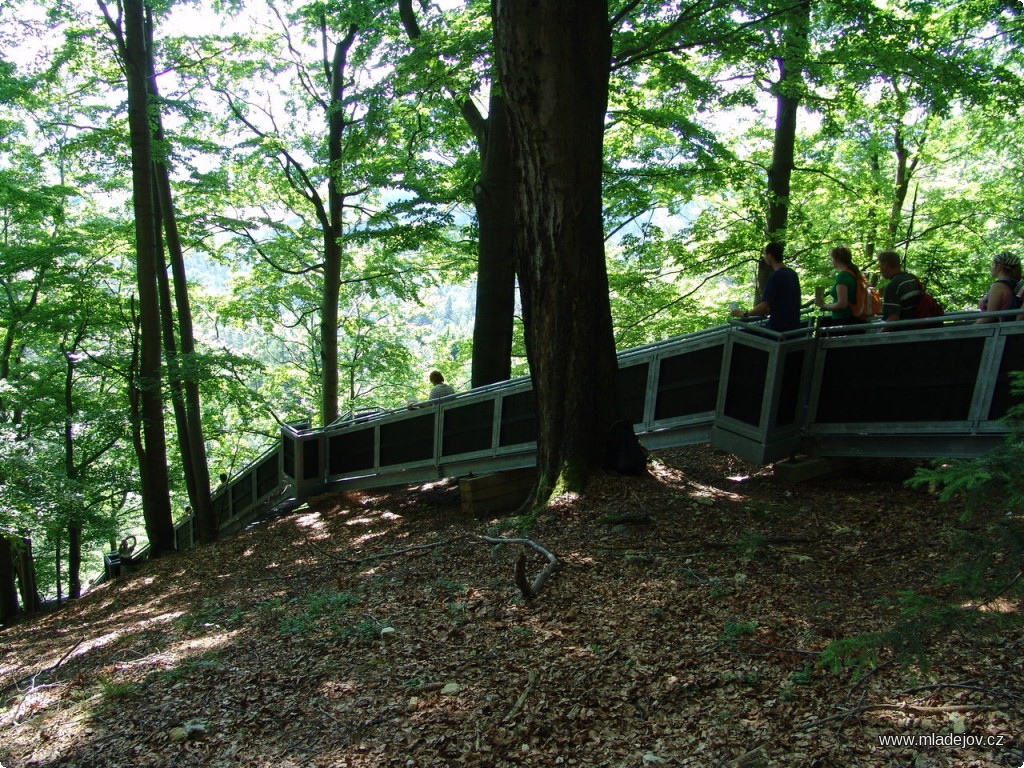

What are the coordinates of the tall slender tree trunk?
(888, 126, 918, 246)
(64, 345, 82, 599)
(468, 94, 516, 388)
(68, 524, 82, 599)
(320, 23, 358, 427)
(17, 538, 39, 611)
(143, 7, 216, 543)
(152, 181, 216, 542)
(493, 0, 626, 500)
(54, 531, 63, 604)
(763, 0, 810, 291)
(120, 0, 175, 556)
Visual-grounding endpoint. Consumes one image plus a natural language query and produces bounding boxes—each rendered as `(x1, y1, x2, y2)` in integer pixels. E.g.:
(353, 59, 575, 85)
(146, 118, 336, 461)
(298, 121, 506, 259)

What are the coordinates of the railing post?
(282, 419, 324, 501)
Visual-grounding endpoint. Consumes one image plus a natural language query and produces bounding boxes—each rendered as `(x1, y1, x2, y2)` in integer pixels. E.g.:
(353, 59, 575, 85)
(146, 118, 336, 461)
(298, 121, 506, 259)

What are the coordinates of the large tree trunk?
(493, 0, 625, 500)
(468, 94, 516, 388)
(153, 205, 198, 514)
(763, 0, 810, 291)
(68, 523, 82, 599)
(152, 176, 217, 543)
(0, 537, 19, 623)
(122, 0, 175, 556)
(888, 125, 918, 246)
(55, 531, 63, 602)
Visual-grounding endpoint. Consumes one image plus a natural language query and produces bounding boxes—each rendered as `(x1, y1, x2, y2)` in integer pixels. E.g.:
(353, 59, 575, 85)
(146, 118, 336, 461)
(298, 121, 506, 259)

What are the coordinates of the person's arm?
(816, 283, 848, 311)
(881, 283, 901, 324)
(730, 299, 769, 318)
(977, 282, 1012, 324)
(881, 307, 901, 330)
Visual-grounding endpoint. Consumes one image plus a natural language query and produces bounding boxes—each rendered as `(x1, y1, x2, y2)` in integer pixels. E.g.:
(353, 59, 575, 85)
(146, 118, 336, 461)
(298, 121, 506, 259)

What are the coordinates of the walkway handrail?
(104, 308, 1019, 566)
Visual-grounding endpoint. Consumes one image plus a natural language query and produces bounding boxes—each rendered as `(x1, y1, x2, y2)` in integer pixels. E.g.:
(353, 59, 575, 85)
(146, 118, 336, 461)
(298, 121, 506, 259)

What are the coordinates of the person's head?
(876, 250, 901, 279)
(830, 245, 860, 277)
(429, 370, 445, 385)
(762, 241, 784, 267)
(992, 251, 1021, 280)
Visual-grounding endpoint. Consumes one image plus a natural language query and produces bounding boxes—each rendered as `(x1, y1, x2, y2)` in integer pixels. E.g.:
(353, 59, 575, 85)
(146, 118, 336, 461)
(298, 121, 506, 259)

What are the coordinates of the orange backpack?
(842, 269, 881, 321)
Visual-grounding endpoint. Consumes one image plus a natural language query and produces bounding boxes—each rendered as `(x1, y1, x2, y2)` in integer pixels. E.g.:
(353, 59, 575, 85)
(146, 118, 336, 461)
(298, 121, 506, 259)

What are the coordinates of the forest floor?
(1, 445, 1022, 768)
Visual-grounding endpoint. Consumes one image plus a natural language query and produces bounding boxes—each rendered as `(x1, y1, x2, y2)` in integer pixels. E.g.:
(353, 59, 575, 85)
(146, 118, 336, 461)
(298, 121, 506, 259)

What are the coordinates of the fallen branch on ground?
(806, 701, 999, 730)
(479, 535, 558, 599)
(897, 681, 1024, 703)
(503, 669, 540, 722)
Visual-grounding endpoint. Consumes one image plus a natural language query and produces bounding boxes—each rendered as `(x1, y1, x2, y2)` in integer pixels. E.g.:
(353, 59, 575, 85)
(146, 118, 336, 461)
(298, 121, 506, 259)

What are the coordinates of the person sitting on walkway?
(730, 241, 802, 333)
(408, 370, 456, 409)
(876, 250, 921, 323)
(977, 251, 1020, 323)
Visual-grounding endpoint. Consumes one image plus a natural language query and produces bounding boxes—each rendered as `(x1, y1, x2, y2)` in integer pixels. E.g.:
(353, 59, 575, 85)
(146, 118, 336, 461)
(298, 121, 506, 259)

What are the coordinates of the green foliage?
(277, 589, 361, 635)
(96, 676, 141, 700)
(817, 596, 990, 681)
(148, 656, 224, 685)
(907, 372, 1024, 598)
(427, 577, 465, 596)
(732, 531, 767, 560)
(722, 619, 758, 641)
(176, 600, 246, 632)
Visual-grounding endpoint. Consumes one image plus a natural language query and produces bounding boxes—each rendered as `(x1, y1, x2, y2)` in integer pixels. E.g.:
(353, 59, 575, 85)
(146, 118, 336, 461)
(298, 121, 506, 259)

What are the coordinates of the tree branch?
(479, 536, 558, 599)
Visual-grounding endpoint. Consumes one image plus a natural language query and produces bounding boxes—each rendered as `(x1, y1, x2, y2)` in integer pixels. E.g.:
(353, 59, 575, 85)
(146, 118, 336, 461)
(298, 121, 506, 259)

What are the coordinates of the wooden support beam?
(459, 468, 538, 517)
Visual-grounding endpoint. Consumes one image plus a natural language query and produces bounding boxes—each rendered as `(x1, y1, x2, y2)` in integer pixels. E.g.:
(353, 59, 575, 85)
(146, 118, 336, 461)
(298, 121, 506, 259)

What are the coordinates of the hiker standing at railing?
(729, 242, 802, 333)
(814, 245, 872, 334)
(976, 251, 1021, 324)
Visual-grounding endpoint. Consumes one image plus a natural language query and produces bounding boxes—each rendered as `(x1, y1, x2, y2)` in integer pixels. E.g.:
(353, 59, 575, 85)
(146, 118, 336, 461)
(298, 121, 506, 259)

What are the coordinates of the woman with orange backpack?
(814, 245, 878, 331)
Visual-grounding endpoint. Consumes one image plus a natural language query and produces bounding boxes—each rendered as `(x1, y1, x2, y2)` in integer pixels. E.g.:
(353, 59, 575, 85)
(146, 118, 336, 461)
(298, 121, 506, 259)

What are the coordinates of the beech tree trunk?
(68, 524, 82, 599)
(0, 537, 19, 623)
(17, 538, 40, 611)
(152, 160, 217, 543)
(492, 0, 624, 499)
(119, 0, 175, 556)
(320, 24, 360, 427)
(763, 0, 810, 291)
(64, 342, 83, 599)
(468, 94, 516, 388)
(888, 126, 917, 247)
(142, 6, 215, 543)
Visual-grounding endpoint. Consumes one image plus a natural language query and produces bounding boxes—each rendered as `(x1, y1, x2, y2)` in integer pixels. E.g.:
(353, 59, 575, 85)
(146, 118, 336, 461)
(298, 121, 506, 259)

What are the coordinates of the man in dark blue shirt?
(731, 242, 802, 332)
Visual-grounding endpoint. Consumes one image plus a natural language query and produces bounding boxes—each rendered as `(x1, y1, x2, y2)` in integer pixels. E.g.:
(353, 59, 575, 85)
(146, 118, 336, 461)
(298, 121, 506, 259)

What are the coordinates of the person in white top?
(408, 370, 456, 408)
